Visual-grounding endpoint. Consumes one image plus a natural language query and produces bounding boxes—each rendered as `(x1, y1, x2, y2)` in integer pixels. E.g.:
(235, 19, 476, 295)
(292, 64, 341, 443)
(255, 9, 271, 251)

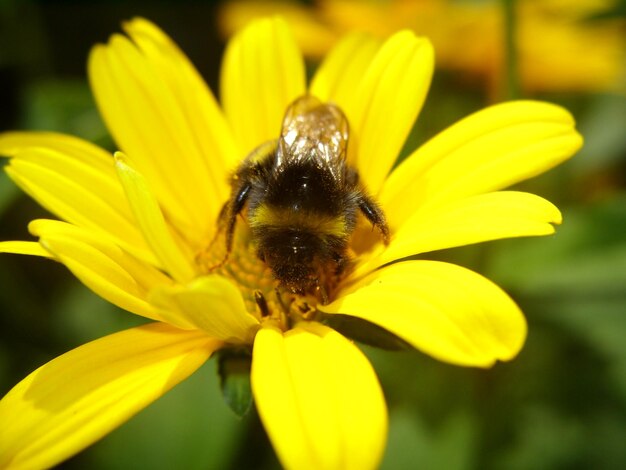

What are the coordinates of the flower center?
(196, 223, 324, 331)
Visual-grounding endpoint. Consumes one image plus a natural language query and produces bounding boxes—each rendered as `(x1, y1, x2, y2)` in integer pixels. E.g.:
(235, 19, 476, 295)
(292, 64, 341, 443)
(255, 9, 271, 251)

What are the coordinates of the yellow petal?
(30, 219, 174, 325)
(0, 322, 219, 470)
(309, 32, 380, 110)
(0, 132, 156, 266)
(122, 18, 238, 213)
(380, 101, 584, 227)
(357, 191, 562, 275)
(221, 16, 306, 155)
(0, 241, 52, 258)
(149, 276, 260, 344)
(347, 31, 434, 195)
(321, 261, 527, 367)
(252, 323, 387, 470)
(218, 1, 338, 59)
(88, 19, 235, 243)
(309, 32, 380, 168)
(115, 153, 197, 284)
(0, 131, 113, 169)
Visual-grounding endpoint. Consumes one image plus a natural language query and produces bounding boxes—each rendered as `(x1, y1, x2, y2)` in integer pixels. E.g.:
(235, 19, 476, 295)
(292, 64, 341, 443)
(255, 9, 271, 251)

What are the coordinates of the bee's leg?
(357, 193, 390, 245)
(206, 202, 229, 248)
(196, 201, 228, 266)
(224, 183, 251, 253)
(217, 200, 230, 228)
(207, 183, 251, 270)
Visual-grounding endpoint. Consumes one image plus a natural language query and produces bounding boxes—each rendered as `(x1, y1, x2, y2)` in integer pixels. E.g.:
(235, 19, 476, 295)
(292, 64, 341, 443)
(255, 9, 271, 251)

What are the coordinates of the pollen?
(196, 224, 320, 329)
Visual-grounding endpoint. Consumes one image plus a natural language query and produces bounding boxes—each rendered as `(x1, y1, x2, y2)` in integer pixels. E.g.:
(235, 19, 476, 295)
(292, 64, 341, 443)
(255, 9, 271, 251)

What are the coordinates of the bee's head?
(257, 229, 328, 293)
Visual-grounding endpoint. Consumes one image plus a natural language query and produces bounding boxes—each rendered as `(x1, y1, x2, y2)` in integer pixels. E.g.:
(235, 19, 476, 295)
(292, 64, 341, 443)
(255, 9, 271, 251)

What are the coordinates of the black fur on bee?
(214, 95, 389, 297)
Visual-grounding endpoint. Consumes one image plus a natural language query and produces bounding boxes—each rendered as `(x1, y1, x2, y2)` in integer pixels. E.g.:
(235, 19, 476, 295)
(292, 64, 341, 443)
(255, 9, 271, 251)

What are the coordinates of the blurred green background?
(1, 0, 625, 469)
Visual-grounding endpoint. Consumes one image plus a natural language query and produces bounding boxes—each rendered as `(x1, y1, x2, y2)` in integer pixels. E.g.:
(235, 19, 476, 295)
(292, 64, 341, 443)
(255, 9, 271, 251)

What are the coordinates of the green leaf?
(89, 359, 243, 470)
(0, 171, 20, 217)
(22, 79, 107, 142)
(571, 94, 626, 174)
(217, 347, 253, 418)
(486, 194, 626, 298)
(546, 299, 626, 398)
(382, 409, 477, 470)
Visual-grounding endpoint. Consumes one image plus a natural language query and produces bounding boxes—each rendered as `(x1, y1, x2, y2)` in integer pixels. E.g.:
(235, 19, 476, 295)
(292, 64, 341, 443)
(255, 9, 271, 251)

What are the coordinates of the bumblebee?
(217, 95, 389, 299)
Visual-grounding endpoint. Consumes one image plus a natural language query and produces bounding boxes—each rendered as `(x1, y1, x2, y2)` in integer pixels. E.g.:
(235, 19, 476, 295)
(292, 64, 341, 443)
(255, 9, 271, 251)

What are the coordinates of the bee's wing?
(276, 95, 349, 178)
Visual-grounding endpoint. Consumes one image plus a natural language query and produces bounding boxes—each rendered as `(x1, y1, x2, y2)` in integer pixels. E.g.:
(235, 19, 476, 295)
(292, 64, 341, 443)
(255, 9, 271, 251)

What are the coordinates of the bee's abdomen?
(249, 202, 349, 240)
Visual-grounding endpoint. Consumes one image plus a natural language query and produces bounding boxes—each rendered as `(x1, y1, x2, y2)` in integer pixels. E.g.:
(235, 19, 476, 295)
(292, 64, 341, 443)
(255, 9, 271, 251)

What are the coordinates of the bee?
(216, 95, 389, 299)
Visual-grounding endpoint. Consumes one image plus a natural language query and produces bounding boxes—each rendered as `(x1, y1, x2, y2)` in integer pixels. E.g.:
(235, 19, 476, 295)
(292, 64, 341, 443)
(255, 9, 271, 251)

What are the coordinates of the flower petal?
(221, 16, 306, 155)
(0, 322, 219, 470)
(346, 31, 434, 194)
(0, 241, 52, 258)
(121, 18, 238, 211)
(357, 191, 562, 275)
(88, 18, 235, 241)
(309, 32, 381, 168)
(252, 323, 387, 470)
(321, 261, 527, 367)
(115, 153, 197, 284)
(380, 101, 583, 227)
(29, 219, 174, 325)
(309, 32, 380, 111)
(149, 276, 260, 344)
(0, 131, 112, 168)
(219, 0, 338, 59)
(0, 132, 156, 266)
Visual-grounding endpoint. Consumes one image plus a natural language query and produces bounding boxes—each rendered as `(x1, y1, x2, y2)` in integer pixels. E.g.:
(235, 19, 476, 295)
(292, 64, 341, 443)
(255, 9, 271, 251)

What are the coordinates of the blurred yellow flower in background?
(0, 14, 581, 470)
(219, 0, 626, 94)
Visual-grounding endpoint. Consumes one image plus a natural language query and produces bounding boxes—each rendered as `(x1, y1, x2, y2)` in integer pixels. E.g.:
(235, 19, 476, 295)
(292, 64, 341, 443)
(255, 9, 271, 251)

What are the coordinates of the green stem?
(501, 0, 521, 100)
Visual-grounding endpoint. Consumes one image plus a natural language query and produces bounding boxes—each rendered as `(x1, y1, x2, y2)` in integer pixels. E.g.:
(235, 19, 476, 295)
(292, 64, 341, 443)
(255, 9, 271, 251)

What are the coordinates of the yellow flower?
(219, 0, 626, 93)
(0, 16, 582, 469)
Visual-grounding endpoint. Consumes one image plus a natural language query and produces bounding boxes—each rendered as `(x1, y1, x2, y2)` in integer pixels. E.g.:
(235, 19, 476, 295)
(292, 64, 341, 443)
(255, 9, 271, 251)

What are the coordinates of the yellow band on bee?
(250, 204, 347, 238)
